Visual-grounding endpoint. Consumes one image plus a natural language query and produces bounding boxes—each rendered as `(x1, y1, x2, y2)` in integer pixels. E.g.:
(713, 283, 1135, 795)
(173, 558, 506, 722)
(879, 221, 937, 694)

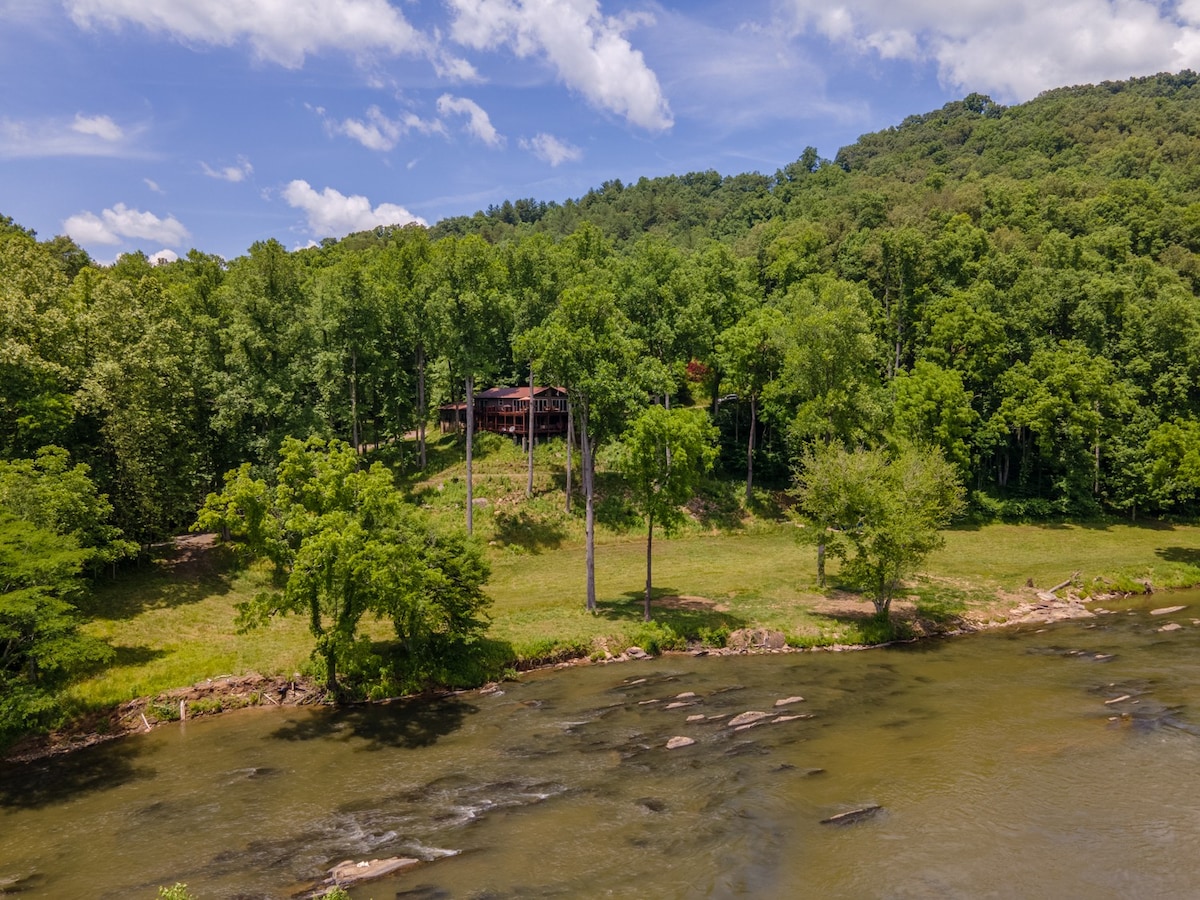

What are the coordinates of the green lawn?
(69, 512, 1200, 711)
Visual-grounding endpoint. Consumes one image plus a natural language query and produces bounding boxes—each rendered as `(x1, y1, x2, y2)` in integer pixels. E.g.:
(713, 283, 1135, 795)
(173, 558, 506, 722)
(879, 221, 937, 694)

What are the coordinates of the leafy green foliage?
(0, 512, 112, 744)
(0, 446, 136, 574)
(619, 405, 718, 619)
(794, 444, 966, 618)
(195, 437, 490, 694)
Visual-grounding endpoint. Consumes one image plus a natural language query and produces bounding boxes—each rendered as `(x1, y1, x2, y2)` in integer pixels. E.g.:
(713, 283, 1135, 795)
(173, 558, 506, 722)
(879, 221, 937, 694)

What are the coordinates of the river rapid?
(3, 596, 1200, 898)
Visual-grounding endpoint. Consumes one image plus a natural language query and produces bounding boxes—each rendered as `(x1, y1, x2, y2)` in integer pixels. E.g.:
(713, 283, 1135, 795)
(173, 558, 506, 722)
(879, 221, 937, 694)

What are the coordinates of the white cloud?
(446, 0, 672, 131)
(201, 156, 253, 182)
(66, 0, 425, 68)
(149, 248, 179, 264)
(0, 115, 140, 158)
(783, 0, 1200, 101)
(437, 94, 504, 147)
(282, 179, 426, 237)
(520, 132, 582, 165)
(144, 177, 164, 193)
(316, 104, 445, 151)
(63, 203, 190, 247)
(71, 113, 124, 141)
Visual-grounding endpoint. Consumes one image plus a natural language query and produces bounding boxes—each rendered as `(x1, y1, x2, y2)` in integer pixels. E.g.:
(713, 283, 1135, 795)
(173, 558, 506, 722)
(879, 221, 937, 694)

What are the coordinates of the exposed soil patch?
(809, 590, 919, 621)
(166, 531, 220, 573)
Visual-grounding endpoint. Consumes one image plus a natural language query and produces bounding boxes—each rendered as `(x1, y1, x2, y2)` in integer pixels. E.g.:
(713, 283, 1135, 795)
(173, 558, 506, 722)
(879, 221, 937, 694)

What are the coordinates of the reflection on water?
(2, 596, 1200, 898)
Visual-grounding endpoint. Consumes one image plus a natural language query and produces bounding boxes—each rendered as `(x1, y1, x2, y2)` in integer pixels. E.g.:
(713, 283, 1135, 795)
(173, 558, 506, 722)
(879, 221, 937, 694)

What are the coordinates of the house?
(439, 386, 569, 441)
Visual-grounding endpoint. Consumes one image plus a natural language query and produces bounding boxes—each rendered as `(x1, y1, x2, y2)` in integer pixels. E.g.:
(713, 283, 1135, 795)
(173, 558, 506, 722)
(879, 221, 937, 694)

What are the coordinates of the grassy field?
(68, 433, 1200, 712)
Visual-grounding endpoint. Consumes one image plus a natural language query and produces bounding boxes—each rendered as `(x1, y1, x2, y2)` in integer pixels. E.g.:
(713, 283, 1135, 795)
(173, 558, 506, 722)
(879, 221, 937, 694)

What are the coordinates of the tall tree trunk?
(817, 541, 826, 587)
(745, 394, 756, 504)
(350, 347, 359, 453)
(644, 510, 654, 621)
(566, 401, 574, 514)
(416, 344, 427, 469)
(465, 373, 474, 536)
(527, 363, 535, 498)
(580, 407, 595, 611)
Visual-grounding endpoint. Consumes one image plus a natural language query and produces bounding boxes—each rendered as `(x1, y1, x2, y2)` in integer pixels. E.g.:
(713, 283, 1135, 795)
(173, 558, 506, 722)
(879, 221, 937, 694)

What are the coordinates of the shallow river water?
(3, 595, 1200, 899)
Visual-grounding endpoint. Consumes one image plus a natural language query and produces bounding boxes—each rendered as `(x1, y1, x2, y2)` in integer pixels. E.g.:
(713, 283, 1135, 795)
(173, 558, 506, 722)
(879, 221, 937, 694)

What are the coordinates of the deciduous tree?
(794, 444, 964, 620)
(620, 406, 717, 620)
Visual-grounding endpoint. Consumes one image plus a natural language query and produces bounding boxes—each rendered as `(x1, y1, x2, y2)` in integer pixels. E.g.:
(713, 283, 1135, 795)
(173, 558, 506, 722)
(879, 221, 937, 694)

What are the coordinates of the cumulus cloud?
(446, 0, 672, 131)
(437, 94, 504, 147)
(314, 104, 445, 151)
(0, 114, 140, 158)
(520, 132, 582, 165)
(282, 179, 426, 237)
(149, 248, 179, 264)
(66, 0, 425, 68)
(63, 203, 190, 246)
(201, 155, 253, 182)
(783, 0, 1200, 101)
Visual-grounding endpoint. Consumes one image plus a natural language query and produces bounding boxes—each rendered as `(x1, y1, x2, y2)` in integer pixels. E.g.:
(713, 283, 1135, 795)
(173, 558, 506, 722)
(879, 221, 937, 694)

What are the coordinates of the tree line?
(6, 71, 1200, 736)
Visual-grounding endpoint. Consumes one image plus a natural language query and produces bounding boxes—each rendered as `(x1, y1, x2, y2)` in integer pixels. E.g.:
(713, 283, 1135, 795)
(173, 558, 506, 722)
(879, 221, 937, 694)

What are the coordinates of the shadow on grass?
(1156, 545, 1200, 565)
(0, 739, 154, 810)
(493, 508, 568, 553)
(593, 588, 748, 638)
(79, 541, 236, 621)
(268, 695, 478, 751)
(109, 644, 169, 668)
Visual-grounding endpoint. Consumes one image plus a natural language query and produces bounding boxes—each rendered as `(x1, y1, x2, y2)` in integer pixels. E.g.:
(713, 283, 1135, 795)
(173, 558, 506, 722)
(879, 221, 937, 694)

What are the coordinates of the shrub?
(188, 698, 223, 716)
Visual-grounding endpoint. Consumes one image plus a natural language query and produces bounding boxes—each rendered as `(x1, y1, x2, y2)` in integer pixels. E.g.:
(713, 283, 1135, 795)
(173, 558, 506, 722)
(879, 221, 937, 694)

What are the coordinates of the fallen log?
(1046, 572, 1081, 594)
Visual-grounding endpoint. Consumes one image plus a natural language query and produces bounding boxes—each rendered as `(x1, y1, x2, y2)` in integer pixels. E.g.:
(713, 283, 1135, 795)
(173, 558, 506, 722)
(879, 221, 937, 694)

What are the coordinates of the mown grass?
(67, 433, 1200, 711)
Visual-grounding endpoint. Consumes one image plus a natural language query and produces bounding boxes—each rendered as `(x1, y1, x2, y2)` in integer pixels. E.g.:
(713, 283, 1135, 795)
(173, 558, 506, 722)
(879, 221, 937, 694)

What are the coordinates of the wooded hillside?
(6, 70, 1200, 545)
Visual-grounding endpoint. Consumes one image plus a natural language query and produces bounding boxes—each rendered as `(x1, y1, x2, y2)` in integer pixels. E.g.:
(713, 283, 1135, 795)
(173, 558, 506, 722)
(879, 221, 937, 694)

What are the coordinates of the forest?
(6, 71, 1200, 738)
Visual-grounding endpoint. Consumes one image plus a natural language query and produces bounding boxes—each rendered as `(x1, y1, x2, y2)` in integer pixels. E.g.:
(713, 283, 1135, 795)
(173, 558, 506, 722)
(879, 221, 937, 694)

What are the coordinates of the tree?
(619, 406, 717, 620)
(194, 437, 490, 694)
(889, 361, 978, 476)
(517, 284, 667, 611)
(794, 444, 965, 620)
(0, 446, 136, 576)
(429, 235, 511, 535)
(0, 511, 112, 745)
(717, 306, 785, 503)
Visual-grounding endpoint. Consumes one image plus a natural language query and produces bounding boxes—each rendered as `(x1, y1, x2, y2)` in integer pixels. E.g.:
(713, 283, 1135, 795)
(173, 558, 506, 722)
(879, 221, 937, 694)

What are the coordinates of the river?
(3, 596, 1199, 898)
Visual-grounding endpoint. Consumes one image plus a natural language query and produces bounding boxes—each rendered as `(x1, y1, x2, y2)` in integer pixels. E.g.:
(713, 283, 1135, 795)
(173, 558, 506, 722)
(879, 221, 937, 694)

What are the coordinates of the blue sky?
(4, 0, 1200, 262)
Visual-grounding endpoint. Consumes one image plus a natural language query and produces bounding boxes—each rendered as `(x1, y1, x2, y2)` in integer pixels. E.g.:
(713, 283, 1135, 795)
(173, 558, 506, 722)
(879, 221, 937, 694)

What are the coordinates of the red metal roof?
(475, 386, 565, 399)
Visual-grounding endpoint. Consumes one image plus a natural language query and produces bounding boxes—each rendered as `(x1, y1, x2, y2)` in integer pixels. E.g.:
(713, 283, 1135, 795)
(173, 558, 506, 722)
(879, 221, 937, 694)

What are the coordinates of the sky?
(4, 0, 1200, 263)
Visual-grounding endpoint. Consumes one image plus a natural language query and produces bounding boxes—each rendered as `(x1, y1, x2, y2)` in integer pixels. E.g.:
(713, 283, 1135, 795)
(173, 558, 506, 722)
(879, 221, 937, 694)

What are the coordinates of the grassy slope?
(69, 434, 1200, 711)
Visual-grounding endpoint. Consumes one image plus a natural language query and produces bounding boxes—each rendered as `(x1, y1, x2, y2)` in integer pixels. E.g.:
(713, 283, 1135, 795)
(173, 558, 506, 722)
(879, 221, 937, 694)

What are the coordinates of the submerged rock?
(1159, 622, 1184, 632)
(820, 805, 882, 826)
(727, 711, 771, 728)
(775, 696, 805, 707)
(1151, 605, 1186, 616)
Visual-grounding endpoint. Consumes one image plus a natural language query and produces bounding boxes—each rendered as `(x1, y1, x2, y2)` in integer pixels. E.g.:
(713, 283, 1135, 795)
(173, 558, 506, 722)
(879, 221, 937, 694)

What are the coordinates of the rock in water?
(820, 805, 882, 826)
(1151, 605, 1186, 616)
(727, 711, 771, 728)
(666, 736, 695, 750)
(775, 696, 805, 707)
(329, 857, 422, 887)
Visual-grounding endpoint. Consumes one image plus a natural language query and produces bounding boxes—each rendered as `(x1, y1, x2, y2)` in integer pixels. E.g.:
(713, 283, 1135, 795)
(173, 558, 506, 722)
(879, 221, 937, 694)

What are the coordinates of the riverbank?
(7, 518, 1200, 764)
(1, 575, 1166, 765)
